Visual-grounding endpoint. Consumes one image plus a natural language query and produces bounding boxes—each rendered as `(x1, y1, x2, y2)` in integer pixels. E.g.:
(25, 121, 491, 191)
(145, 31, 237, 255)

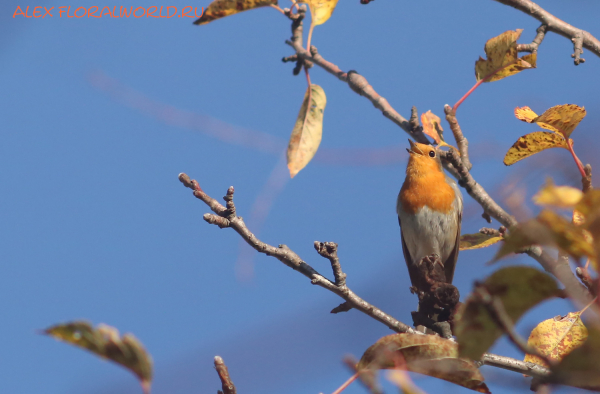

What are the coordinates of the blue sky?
(1, 0, 599, 393)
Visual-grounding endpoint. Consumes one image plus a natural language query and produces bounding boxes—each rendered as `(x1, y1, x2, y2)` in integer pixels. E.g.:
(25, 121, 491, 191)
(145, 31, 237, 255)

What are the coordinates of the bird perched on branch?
(397, 140, 463, 293)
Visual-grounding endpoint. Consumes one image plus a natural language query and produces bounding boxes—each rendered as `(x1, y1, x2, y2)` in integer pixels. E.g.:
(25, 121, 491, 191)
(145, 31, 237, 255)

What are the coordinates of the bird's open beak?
(407, 139, 424, 155)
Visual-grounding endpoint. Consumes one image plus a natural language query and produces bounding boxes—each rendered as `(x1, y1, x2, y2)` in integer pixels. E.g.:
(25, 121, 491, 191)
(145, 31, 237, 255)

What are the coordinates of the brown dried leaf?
(514, 106, 538, 123)
(420, 110, 445, 144)
(459, 233, 503, 251)
(194, 0, 277, 25)
(475, 29, 536, 82)
(532, 104, 586, 139)
(503, 131, 569, 166)
(43, 321, 153, 393)
(551, 328, 600, 390)
(533, 179, 583, 208)
(287, 84, 326, 178)
(357, 333, 490, 393)
(455, 266, 559, 360)
(524, 312, 587, 368)
(299, 0, 338, 25)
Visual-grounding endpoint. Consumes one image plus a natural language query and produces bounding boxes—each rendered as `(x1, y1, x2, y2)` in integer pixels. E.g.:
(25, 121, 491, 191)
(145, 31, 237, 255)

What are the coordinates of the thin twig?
(493, 0, 600, 64)
(481, 353, 551, 379)
(476, 287, 552, 364)
(284, 40, 429, 144)
(179, 173, 419, 334)
(444, 105, 472, 171)
(516, 24, 548, 53)
(214, 356, 237, 394)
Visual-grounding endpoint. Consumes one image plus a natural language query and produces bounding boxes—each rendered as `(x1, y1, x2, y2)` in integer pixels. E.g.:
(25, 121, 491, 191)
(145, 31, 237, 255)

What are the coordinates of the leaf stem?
(331, 373, 358, 394)
(566, 139, 586, 178)
(453, 79, 484, 113)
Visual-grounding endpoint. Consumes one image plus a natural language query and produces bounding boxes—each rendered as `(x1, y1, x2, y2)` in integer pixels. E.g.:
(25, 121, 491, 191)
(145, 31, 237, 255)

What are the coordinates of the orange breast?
(400, 169, 455, 215)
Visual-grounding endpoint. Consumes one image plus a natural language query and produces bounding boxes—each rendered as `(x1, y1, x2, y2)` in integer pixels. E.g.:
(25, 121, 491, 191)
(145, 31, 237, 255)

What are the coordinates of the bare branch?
(475, 287, 551, 364)
(284, 40, 429, 144)
(493, 0, 600, 64)
(444, 105, 472, 171)
(314, 241, 346, 287)
(179, 173, 419, 335)
(214, 356, 237, 394)
(516, 24, 547, 53)
(481, 353, 551, 379)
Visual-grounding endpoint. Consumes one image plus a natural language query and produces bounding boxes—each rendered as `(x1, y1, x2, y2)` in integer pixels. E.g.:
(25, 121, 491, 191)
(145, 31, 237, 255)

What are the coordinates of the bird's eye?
(429, 150, 436, 158)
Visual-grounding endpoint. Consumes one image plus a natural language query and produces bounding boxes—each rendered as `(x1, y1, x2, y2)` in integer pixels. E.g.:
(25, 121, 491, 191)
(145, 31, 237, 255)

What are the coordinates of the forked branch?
(178, 173, 418, 335)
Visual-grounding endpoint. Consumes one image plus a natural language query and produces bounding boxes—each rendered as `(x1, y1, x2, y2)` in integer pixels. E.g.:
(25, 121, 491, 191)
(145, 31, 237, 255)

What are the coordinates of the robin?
(397, 140, 463, 292)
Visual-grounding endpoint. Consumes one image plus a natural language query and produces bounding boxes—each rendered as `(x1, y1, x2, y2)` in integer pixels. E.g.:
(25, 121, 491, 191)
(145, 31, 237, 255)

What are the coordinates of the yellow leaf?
(194, 0, 278, 25)
(475, 29, 536, 82)
(420, 110, 445, 144)
(551, 328, 600, 390)
(537, 210, 595, 261)
(524, 312, 588, 368)
(514, 106, 538, 123)
(455, 266, 559, 361)
(459, 233, 503, 251)
(43, 321, 153, 393)
(532, 104, 586, 139)
(503, 131, 569, 166)
(492, 211, 594, 263)
(358, 333, 490, 393)
(533, 179, 583, 208)
(299, 0, 339, 25)
(287, 84, 326, 178)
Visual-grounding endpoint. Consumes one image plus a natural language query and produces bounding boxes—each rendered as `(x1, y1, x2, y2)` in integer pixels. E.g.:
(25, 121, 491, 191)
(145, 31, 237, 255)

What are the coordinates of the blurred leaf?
(537, 210, 595, 261)
(386, 370, 426, 394)
(493, 211, 594, 263)
(43, 321, 153, 394)
(551, 328, 600, 390)
(358, 333, 489, 393)
(300, 0, 339, 25)
(287, 84, 326, 178)
(533, 179, 583, 208)
(514, 106, 538, 123)
(574, 190, 600, 220)
(475, 29, 536, 82)
(503, 131, 569, 166)
(455, 266, 559, 360)
(459, 233, 503, 251)
(194, 0, 277, 25)
(524, 312, 587, 368)
(421, 110, 445, 144)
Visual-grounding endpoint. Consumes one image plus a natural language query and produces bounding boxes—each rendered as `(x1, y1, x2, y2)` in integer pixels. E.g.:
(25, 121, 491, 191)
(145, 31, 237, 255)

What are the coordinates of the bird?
(396, 140, 463, 292)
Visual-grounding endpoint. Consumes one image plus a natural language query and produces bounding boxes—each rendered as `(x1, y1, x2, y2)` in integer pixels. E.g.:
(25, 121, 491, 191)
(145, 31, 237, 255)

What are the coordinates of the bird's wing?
(444, 177, 463, 284)
(443, 209, 461, 284)
(399, 216, 420, 288)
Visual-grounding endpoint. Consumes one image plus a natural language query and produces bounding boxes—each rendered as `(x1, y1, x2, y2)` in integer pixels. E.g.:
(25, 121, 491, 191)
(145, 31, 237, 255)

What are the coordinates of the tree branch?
(284, 40, 429, 144)
(181, 173, 563, 381)
(481, 353, 551, 379)
(178, 173, 419, 335)
(516, 24, 547, 53)
(444, 105, 472, 171)
(214, 356, 237, 394)
(493, 0, 600, 64)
